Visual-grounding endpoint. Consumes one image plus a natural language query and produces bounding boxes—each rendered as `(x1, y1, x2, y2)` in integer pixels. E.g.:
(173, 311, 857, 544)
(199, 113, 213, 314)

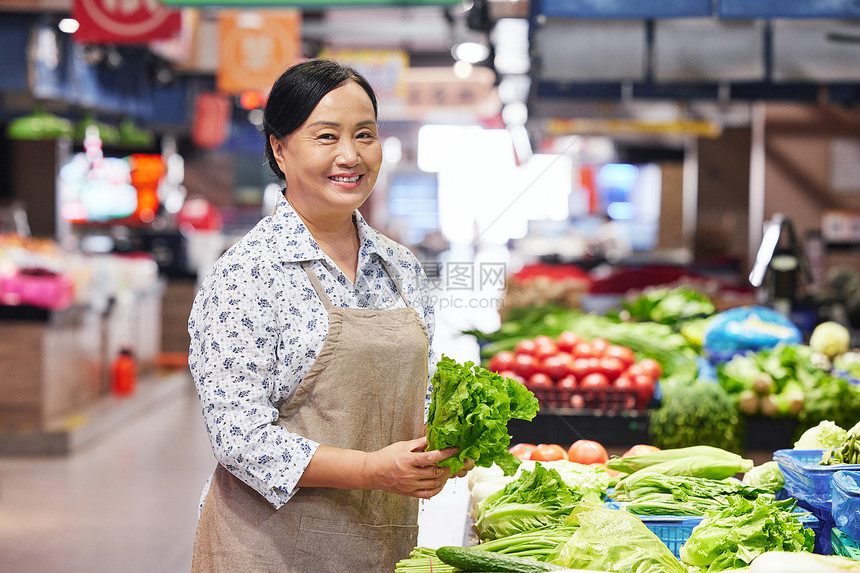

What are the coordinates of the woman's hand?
(364, 436, 472, 499)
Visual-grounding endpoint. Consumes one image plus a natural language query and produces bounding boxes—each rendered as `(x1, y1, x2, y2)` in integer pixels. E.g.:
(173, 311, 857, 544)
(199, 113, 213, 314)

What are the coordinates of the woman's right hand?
(364, 436, 459, 499)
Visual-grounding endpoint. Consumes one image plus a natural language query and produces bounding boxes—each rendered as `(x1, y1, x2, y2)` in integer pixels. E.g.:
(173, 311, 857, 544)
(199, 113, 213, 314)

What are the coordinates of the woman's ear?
(270, 134, 287, 166)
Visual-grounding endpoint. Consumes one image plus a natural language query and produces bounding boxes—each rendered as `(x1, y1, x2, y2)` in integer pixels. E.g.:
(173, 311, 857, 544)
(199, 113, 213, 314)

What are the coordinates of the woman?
(188, 59, 466, 572)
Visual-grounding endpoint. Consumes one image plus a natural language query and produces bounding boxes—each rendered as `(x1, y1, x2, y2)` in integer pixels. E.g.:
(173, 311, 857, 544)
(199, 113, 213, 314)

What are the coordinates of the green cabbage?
(809, 321, 851, 358)
(794, 420, 847, 449)
(427, 356, 539, 475)
(742, 461, 784, 493)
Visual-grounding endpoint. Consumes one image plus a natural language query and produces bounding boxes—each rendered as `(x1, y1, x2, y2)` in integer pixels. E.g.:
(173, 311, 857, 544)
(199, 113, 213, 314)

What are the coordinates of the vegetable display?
(605, 445, 754, 480)
(619, 284, 716, 326)
(549, 504, 688, 573)
(679, 497, 815, 571)
(427, 356, 540, 476)
(613, 472, 768, 516)
(821, 421, 860, 465)
(472, 463, 590, 541)
(648, 378, 743, 453)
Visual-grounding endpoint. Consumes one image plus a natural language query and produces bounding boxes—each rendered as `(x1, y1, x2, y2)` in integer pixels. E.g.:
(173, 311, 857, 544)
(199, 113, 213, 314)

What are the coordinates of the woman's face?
(270, 81, 382, 223)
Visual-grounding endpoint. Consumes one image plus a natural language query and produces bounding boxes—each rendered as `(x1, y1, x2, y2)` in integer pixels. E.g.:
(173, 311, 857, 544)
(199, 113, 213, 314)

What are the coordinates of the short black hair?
(263, 59, 379, 181)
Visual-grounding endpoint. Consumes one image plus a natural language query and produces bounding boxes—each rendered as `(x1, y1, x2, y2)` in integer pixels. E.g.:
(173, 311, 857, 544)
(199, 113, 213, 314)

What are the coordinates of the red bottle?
(111, 348, 137, 397)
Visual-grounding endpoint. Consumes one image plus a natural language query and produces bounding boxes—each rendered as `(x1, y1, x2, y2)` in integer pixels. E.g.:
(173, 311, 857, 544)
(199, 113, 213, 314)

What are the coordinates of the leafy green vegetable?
(473, 463, 584, 541)
(679, 497, 814, 572)
(621, 284, 716, 325)
(648, 379, 744, 453)
(794, 420, 847, 449)
(742, 461, 784, 493)
(427, 356, 539, 476)
(606, 445, 753, 479)
(549, 504, 687, 573)
(614, 471, 768, 516)
(797, 374, 860, 438)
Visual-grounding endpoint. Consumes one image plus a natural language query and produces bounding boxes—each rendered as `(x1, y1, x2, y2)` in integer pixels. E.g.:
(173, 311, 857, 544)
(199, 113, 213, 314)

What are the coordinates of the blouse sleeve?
(188, 257, 318, 509)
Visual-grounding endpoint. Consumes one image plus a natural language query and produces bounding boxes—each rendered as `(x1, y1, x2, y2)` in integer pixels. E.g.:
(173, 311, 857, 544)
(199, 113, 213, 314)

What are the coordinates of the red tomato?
(487, 350, 516, 373)
(630, 373, 656, 406)
(570, 356, 598, 379)
(509, 443, 537, 460)
(597, 356, 626, 380)
(604, 344, 636, 367)
(622, 444, 661, 458)
(579, 372, 610, 390)
(556, 330, 584, 353)
(572, 341, 596, 358)
(534, 343, 560, 361)
(590, 337, 610, 355)
(512, 353, 539, 379)
(497, 369, 525, 384)
(556, 374, 577, 390)
(567, 439, 609, 465)
(541, 353, 574, 380)
(625, 363, 648, 379)
(533, 335, 558, 351)
(515, 338, 538, 355)
(530, 443, 568, 462)
(528, 372, 555, 390)
(638, 358, 663, 380)
(569, 393, 585, 409)
(613, 374, 634, 390)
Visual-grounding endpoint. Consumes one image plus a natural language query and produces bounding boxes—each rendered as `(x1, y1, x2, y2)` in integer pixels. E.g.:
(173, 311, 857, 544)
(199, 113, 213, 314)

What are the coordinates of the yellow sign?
(217, 10, 301, 93)
(544, 117, 722, 138)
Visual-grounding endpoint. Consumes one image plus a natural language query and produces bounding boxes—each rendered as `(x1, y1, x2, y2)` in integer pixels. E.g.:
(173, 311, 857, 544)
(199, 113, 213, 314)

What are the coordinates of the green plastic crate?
(832, 527, 860, 561)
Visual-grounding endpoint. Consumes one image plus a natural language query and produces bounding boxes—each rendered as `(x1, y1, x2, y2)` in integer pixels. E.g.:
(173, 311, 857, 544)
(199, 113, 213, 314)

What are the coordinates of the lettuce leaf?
(550, 504, 687, 573)
(473, 463, 581, 540)
(427, 355, 539, 475)
(679, 497, 814, 571)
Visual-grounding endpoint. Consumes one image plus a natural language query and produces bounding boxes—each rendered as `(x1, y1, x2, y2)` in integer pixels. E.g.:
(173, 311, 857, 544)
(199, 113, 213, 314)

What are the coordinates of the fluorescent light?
(452, 41, 490, 64)
(58, 18, 79, 34)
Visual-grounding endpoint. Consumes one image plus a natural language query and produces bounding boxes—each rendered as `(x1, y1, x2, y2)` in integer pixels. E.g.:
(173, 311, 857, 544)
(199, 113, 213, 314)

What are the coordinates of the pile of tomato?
(487, 331, 661, 410)
(509, 441, 660, 465)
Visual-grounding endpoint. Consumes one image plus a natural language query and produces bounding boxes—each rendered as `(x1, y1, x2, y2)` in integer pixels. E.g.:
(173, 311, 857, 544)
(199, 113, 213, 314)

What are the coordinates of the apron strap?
(301, 261, 334, 310)
(377, 258, 411, 307)
(301, 258, 412, 310)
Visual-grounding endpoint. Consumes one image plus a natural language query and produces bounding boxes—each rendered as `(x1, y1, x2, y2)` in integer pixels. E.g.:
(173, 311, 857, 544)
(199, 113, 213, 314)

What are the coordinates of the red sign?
(73, 0, 182, 45)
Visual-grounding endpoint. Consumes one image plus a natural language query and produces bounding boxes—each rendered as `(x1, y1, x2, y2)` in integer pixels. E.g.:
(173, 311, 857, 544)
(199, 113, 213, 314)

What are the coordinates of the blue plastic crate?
(774, 449, 860, 512)
(833, 471, 860, 544)
(629, 509, 817, 558)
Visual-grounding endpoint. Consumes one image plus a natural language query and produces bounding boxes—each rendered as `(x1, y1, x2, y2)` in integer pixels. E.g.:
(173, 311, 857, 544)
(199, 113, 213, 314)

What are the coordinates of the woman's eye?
(357, 132, 376, 140)
(318, 133, 337, 141)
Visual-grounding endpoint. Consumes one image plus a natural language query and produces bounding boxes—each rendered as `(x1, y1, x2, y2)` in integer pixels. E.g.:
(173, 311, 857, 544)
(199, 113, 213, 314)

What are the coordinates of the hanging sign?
(72, 0, 182, 45)
(217, 10, 301, 93)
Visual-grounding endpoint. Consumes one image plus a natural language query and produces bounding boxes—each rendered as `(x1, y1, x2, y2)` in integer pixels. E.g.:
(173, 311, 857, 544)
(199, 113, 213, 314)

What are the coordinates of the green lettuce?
(427, 355, 539, 475)
(794, 420, 847, 449)
(550, 504, 687, 573)
(473, 463, 582, 541)
(679, 497, 814, 572)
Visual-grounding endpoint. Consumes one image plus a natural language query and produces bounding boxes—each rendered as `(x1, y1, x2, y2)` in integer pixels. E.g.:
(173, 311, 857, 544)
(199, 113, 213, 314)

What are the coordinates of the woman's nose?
(336, 140, 360, 166)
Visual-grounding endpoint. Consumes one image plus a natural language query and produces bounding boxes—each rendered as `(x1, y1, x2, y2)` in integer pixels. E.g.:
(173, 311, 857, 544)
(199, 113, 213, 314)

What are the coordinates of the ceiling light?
(452, 41, 490, 64)
(58, 18, 79, 34)
(453, 60, 473, 79)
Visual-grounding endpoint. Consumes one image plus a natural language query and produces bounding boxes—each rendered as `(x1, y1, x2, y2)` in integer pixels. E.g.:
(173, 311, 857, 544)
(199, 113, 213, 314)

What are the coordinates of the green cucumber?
(435, 546, 567, 573)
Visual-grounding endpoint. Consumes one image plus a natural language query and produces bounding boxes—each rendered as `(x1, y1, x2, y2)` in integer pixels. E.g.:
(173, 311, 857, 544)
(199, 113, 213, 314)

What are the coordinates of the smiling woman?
(188, 59, 466, 573)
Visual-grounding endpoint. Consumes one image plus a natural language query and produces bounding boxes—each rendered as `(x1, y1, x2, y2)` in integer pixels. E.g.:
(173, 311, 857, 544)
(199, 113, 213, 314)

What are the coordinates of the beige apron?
(191, 261, 429, 573)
